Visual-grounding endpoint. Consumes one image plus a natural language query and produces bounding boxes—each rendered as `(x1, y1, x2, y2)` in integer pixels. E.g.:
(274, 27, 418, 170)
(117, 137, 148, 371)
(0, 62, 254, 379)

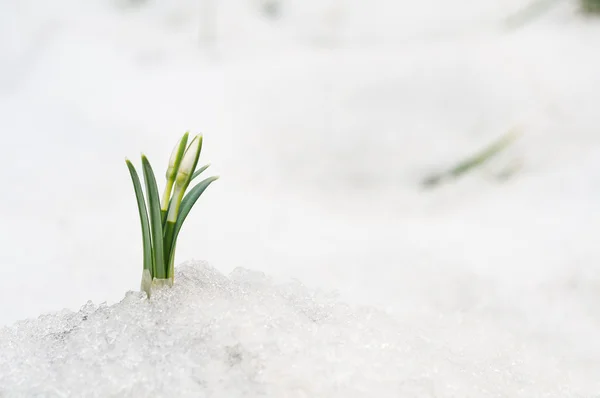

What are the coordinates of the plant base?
(141, 270, 173, 297)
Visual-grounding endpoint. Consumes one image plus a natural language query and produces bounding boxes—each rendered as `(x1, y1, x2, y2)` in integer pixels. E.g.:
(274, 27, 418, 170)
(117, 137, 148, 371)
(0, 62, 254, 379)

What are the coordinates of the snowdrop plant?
(125, 132, 218, 296)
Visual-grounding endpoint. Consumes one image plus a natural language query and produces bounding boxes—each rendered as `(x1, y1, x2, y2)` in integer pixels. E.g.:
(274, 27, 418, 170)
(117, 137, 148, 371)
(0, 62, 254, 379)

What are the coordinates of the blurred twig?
(504, 0, 563, 30)
(422, 129, 522, 189)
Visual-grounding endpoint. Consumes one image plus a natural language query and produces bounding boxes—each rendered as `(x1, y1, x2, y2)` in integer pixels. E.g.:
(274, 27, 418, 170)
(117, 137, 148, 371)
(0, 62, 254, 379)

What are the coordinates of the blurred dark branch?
(581, 0, 600, 14)
(504, 0, 563, 30)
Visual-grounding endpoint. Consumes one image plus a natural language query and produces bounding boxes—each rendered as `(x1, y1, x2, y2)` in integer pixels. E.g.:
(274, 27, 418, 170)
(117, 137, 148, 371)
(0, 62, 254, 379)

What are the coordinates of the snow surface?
(0, 261, 597, 397)
(1, 0, 600, 395)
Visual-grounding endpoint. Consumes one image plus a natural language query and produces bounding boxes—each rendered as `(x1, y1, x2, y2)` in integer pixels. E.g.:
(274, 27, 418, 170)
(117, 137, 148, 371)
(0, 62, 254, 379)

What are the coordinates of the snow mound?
(0, 261, 590, 397)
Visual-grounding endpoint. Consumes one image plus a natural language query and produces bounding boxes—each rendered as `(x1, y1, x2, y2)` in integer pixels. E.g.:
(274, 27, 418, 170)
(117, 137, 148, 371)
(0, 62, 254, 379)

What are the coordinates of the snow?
(0, 261, 597, 397)
(1, 0, 600, 395)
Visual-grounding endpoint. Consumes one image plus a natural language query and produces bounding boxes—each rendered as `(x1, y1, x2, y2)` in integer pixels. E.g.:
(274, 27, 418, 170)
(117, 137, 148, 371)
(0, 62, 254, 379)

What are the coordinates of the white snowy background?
(1, 0, 600, 396)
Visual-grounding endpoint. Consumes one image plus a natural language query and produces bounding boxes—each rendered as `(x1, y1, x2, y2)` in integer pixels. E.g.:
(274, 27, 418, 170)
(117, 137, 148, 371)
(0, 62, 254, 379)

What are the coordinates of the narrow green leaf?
(450, 130, 520, 178)
(191, 164, 210, 182)
(141, 155, 166, 279)
(125, 160, 153, 278)
(166, 176, 219, 275)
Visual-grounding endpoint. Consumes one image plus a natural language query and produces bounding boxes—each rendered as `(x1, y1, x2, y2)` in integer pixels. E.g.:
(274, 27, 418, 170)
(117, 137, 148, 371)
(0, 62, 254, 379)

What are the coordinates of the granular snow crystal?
(0, 261, 596, 397)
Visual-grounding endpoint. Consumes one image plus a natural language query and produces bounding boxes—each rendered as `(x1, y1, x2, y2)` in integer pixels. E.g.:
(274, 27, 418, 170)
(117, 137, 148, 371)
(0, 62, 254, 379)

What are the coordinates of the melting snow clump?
(0, 261, 595, 397)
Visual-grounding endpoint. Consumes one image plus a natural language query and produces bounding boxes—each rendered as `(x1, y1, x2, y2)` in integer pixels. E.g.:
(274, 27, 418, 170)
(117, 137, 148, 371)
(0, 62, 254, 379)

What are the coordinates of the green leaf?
(191, 164, 210, 182)
(166, 176, 219, 275)
(141, 155, 166, 279)
(125, 160, 153, 278)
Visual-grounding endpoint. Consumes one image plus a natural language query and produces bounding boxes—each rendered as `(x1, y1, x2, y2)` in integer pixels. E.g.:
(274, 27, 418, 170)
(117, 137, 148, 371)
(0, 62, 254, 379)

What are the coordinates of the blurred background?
(1, 0, 600, 349)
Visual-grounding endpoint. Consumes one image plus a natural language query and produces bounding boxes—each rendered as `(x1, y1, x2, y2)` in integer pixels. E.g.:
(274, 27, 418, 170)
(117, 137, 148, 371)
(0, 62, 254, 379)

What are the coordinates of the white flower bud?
(166, 132, 189, 180)
(176, 135, 202, 187)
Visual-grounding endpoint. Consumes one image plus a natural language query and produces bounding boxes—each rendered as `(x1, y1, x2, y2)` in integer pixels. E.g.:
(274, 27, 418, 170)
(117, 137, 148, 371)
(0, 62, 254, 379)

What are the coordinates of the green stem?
(163, 221, 176, 278)
(161, 179, 174, 225)
(166, 185, 184, 223)
(163, 183, 185, 278)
